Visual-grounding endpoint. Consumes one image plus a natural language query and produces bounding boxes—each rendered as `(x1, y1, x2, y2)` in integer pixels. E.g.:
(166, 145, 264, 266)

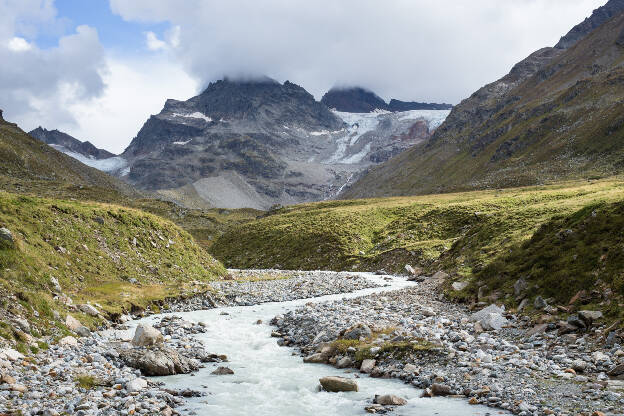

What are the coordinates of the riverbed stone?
(132, 324, 164, 347)
(319, 376, 358, 392)
(374, 394, 407, 405)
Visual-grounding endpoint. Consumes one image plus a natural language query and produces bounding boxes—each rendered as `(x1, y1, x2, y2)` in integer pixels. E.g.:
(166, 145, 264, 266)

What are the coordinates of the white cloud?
(58, 56, 197, 154)
(145, 31, 166, 51)
(7, 37, 32, 52)
(110, 0, 606, 103)
(0, 2, 107, 139)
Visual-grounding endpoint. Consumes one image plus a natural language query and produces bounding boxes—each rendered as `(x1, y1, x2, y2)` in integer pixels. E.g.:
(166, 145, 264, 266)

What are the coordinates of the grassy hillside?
(0, 191, 225, 347)
(342, 13, 624, 199)
(212, 178, 624, 315)
(0, 114, 141, 204)
(473, 199, 624, 318)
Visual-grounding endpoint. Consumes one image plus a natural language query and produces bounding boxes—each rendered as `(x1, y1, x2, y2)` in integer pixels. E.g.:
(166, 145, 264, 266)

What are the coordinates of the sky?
(0, 0, 607, 154)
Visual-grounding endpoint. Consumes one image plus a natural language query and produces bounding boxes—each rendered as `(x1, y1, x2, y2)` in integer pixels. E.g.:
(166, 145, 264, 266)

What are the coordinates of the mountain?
(0, 109, 140, 203)
(120, 77, 450, 209)
(320, 87, 452, 112)
(341, 0, 624, 199)
(29, 127, 114, 159)
(28, 126, 128, 175)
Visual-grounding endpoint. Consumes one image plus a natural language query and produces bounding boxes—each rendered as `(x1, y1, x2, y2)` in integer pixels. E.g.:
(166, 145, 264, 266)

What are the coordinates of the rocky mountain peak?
(321, 87, 387, 113)
(555, 0, 624, 49)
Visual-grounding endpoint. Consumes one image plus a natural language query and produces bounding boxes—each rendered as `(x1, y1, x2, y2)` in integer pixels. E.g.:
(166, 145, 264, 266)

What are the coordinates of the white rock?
(125, 378, 148, 393)
(470, 304, 505, 322)
(592, 351, 609, 363)
(452, 281, 469, 291)
(0, 348, 24, 362)
(58, 336, 78, 347)
(132, 324, 164, 347)
(480, 313, 508, 331)
(360, 359, 376, 373)
(78, 304, 99, 317)
(65, 315, 82, 331)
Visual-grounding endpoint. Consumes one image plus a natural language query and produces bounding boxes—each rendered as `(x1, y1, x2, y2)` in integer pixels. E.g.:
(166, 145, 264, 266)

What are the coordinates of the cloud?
(110, 0, 605, 103)
(60, 56, 197, 154)
(145, 31, 167, 51)
(0, 1, 106, 136)
(7, 37, 32, 52)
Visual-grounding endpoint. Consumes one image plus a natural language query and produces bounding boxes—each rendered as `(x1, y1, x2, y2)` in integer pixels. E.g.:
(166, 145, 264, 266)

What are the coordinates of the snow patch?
(172, 112, 213, 122)
(396, 109, 451, 130)
(172, 140, 191, 145)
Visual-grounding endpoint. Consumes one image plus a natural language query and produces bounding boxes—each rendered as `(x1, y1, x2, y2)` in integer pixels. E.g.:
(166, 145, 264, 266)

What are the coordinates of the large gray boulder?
(119, 347, 199, 376)
(132, 324, 164, 347)
(319, 376, 358, 392)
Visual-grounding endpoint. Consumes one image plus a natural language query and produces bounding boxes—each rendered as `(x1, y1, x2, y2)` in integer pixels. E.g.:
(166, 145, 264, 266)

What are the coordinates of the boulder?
(65, 315, 82, 331)
(119, 347, 199, 376)
(0, 349, 24, 362)
(132, 324, 164, 347)
(125, 378, 147, 393)
(336, 356, 353, 368)
(374, 394, 407, 406)
(534, 296, 547, 310)
(404, 264, 418, 276)
(578, 310, 603, 324)
(360, 359, 376, 373)
(567, 314, 586, 329)
(343, 324, 372, 340)
(58, 336, 78, 347)
(431, 383, 452, 396)
(78, 304, 99, 317)
(75, 326, 91, 337)
(608, 364, 624, 379)
(303, 353, 327, 364)
(526, 324, 548, 337)
(49, 276, 62, 293)
(514, 278, 528, 297)
(319, 376, 358, 392)
(480, 313, 507, 331)
(0, 227, 14, 248)
(431, 271, 449, 280)
(452, 281, 469, 291)
(469, 304, 505, 322)
(211, 366, 234, 375)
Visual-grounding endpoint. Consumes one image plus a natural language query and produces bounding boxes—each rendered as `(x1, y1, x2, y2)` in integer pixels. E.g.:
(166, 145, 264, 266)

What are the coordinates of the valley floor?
(1, 270, 622, 415)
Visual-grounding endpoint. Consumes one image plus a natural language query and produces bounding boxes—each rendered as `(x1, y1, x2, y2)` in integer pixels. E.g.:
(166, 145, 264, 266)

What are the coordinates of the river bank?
(0, 270, 622, 415)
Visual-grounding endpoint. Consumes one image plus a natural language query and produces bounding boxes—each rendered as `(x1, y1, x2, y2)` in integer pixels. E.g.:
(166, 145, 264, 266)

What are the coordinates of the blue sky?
(0, 0, 607, 153)
(38, 0, 168, 52)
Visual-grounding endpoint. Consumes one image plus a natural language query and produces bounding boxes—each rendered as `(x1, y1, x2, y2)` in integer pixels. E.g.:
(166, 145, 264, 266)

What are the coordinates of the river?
(137, 273, 504, 415)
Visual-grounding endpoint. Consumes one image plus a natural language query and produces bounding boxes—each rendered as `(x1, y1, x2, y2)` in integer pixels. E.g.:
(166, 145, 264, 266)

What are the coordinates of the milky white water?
(138, 273, 506, 415)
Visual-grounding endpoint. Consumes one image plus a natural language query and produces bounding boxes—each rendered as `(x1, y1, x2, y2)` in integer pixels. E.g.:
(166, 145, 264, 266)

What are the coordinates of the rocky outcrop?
(555, 0, 624, 49)
(387, 99, 452, 111)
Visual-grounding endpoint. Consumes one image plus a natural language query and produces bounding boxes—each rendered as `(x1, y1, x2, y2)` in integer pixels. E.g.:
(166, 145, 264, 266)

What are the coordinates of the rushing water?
(137, 273, 504, 415)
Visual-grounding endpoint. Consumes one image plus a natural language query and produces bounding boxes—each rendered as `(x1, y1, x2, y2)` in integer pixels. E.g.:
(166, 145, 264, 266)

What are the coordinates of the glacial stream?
(138, 274, 504, 415)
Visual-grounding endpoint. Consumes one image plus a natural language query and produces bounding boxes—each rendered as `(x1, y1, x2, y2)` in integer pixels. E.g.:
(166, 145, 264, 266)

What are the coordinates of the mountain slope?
(120, 78, 450, 209)
(0, 110, 140, 203)
(342, 1, 624, 199)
